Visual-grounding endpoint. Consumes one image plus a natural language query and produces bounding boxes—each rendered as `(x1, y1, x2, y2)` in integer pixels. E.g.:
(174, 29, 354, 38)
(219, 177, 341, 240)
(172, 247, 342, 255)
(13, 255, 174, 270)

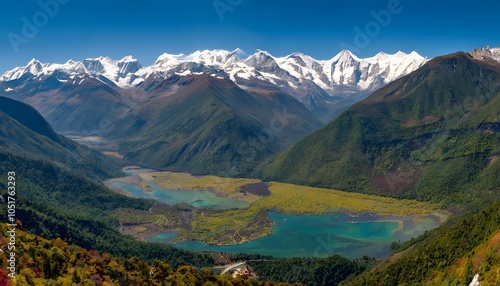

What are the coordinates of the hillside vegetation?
(0, 95, 123, 180)
(110, 75, 322, 176)
(0, 152, 217, 268)
(260, 53, 500, 206)
(343, 200, 500, 285)
(0, 223, 302, 286)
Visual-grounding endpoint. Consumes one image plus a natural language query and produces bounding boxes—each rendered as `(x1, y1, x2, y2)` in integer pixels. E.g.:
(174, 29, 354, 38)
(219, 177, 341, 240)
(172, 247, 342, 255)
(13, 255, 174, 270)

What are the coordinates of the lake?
(150, 212, 439, 258)
(107, 167, 441, 258)
(104, 169, 250, 209)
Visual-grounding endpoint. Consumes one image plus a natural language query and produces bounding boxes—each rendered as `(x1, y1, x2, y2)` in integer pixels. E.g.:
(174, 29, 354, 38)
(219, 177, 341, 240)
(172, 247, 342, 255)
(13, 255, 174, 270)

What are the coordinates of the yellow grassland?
(148, 171, 443, 216)
(144, 171, 262, 203)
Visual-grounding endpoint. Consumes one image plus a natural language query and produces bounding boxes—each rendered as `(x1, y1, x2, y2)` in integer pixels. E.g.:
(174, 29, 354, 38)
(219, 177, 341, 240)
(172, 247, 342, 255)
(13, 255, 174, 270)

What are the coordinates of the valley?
(1, 47, 499, 285)
(105, 167, 447, 258)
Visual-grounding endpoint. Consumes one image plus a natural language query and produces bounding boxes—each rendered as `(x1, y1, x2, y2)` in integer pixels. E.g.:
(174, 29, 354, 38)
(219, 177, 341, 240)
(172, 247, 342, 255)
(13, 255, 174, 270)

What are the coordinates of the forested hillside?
(343, 200, 500, 285)
(0, 95, 123, 180)
(0, 151, 216, 268)
(260, 53, 500, 206)
(0, 223, 303, 285)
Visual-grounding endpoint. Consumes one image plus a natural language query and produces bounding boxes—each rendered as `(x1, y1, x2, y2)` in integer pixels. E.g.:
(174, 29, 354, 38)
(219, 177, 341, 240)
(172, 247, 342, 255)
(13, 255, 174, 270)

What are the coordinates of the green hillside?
(0, 95, 123, 180)
(260, 52, 500, 205)
(0, 96, 214, 267)
(0, 223, 302, 286)
(112, 74, 322, 175)
(0, 151, 217, 268)
(343, 199, 500, 285)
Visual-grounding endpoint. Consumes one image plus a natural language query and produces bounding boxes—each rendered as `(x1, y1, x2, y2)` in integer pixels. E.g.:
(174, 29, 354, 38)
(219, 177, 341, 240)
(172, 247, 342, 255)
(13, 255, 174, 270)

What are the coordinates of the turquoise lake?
(105, 175, 249, 209)
(108, 167, 441, 258)
(105, 181, 152, 200)
(150, 213, 439, 258)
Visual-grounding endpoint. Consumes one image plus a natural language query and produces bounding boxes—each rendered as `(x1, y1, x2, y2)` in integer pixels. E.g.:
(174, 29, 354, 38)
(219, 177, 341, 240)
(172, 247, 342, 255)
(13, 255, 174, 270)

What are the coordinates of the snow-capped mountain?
(1, 49, 427, 92)
(0, 56, 142, 88)
(1, 48, 429, 121)
(275, 49, 426, 95)
(471, 46, 500, 63)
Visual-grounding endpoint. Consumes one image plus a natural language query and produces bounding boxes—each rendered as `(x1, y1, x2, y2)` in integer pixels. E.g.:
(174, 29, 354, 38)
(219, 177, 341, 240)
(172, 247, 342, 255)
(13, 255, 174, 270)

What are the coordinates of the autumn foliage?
(0, 223, 301, 285)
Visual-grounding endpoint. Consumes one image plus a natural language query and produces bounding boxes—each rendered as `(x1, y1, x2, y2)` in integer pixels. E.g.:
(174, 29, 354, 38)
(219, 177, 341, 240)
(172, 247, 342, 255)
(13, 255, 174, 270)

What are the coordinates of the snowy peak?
(27, 58, 44, 74)
(151, 50, 244, 72)
(245, 49, 280, 72)
(330, 49, 360, 63)
(1, 49, 428, 95)
(319, 50, 428, 88)
(81, 56, 142, 80)
(118, 55, 136, 62)
(116, 56, 142, 78)
(154, 53, 184, 67)
(82, 58, 106, 74)
(471, 46, 500, 63)
(230, 48, 247, 58)
(184, 49, 241, 67)
(284, 52, 321, 69)
(0, 56, 144, 87)
(0, 59, 43, 81)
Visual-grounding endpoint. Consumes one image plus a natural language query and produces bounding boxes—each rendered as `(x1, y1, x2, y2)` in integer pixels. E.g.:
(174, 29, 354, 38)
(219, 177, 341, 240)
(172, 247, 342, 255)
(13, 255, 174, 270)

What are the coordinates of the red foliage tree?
(0, 268, 13, 286)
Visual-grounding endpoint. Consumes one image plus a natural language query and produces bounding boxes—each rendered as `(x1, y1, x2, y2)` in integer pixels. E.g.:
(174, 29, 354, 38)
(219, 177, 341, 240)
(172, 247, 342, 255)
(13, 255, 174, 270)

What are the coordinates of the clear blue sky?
(1, 0, 499, 73)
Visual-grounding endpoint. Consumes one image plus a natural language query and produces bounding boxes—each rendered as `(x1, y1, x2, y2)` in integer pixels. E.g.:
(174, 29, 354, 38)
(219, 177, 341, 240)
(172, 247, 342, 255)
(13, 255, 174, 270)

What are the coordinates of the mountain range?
(0, 49, 427, 122)
(1, 47, 498, 177)
(0, 46, 500, 285)
(260, 51, 500, 204)
(0, 49, 428, 174)
(108, 74, 323, 174)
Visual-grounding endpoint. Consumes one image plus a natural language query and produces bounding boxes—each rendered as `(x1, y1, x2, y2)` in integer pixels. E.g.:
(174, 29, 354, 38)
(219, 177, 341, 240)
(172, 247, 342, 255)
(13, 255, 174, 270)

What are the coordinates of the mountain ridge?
(0, 95, 123, 179)
(259, 51, 500, 204)
(0, 49, 428, 122)
(110, 74, 323, 174)
(1, 49, 425, 90)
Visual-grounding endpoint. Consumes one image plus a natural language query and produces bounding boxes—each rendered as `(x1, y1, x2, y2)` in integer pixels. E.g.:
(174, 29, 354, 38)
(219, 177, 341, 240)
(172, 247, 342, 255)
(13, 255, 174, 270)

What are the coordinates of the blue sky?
(1, 0, 499, 73)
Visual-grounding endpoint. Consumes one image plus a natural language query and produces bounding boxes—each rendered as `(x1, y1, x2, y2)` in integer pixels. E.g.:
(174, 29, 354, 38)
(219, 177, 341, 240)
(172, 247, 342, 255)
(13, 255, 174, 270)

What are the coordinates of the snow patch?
(175, 70, 192, 76)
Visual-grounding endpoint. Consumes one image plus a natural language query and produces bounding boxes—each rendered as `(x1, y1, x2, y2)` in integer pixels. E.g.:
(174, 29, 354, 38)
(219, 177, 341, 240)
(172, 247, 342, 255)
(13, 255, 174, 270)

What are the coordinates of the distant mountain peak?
(118, 55, 137, 62)
(27, 58, 42, 65)
(252, 49, 273, 57)
(330, 49, 360, 63)
(230, 48, 247, 57)
(288, 51, 305, 57)
(155, 53, 184, 65)
(471, 46, 500, 63)
(1, 48, 428, 105)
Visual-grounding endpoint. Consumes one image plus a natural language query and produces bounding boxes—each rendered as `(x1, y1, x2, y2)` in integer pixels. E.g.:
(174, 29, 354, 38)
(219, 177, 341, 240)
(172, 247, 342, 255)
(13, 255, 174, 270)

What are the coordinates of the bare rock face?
(471, 46, 500, 63)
